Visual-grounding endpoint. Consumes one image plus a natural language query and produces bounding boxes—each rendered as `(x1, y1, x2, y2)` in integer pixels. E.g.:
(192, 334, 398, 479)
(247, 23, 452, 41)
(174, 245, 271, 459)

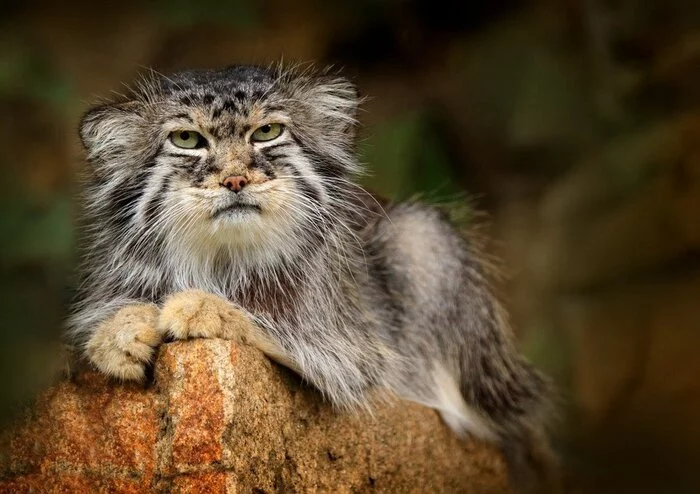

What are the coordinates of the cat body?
(69, 65, 558, 492)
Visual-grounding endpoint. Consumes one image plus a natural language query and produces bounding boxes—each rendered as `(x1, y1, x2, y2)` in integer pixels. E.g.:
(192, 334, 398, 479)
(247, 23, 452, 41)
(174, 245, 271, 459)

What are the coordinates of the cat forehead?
(150, 67, 285, 133)
(161, 66, 277, 102)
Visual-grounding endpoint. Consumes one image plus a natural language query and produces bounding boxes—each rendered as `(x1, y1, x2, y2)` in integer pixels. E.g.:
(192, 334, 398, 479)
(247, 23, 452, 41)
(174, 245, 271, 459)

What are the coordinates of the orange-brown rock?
(0, 339, 512, 493)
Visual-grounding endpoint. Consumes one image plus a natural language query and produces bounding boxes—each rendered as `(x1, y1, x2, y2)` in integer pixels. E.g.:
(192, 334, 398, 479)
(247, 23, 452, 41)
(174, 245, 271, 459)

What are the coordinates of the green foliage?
(0, 197, 73, 265)
(0, 172, 72, 426)
(522, 321, 572, 387)
(359, 111, 462, 200)
(0, 41, 75, 109)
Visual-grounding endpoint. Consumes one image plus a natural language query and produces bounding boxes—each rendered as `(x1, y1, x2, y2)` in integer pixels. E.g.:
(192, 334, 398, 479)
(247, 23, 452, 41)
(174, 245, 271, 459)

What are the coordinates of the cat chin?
(208, 216, 265, 242)
(168, 204, 305, 265)
(206, 213, 288, 249)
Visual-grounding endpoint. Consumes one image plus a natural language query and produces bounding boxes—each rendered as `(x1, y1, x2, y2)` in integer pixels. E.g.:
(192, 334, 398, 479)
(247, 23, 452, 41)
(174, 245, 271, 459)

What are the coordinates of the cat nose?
(221, 175, 248, 193)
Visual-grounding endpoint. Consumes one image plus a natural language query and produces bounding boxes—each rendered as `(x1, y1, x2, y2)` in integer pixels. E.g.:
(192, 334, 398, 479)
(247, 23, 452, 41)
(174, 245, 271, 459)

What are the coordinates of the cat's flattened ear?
(79, 101, 148, 167)
(304, 76, 360, 137)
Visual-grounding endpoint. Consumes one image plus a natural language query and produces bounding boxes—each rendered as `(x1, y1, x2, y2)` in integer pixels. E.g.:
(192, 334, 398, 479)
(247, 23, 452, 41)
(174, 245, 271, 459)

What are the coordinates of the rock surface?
(0, 339, 512, 493)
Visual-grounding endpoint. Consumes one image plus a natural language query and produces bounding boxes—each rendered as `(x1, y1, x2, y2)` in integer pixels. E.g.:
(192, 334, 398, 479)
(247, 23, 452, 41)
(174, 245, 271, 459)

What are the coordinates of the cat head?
(79, 64, 362, 264)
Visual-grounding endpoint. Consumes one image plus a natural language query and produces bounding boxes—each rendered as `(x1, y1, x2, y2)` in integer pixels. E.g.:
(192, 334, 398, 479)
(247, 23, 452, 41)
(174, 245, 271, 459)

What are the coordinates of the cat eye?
(251, 123, 283, 142)
(169, 130, 206, 149)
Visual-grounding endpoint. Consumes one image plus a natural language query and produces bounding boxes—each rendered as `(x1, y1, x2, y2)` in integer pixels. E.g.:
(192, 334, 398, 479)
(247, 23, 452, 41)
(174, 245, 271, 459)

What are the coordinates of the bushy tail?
(501, 415, 564, 494)
(463, 350, 563, 493)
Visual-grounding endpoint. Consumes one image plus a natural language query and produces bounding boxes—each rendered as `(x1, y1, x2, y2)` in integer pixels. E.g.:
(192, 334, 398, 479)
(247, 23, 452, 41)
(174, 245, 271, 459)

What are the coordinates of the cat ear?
(286, 72, 363, 174)
(284, 69, 361, 141)
(79, 101, 149, 168)
(306, 76, 360, 136)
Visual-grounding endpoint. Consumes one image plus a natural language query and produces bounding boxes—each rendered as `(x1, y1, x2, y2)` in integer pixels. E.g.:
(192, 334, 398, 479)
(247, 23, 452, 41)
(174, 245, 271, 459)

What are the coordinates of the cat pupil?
(261, 125, 271, 133)
(181, 131, 190, 140)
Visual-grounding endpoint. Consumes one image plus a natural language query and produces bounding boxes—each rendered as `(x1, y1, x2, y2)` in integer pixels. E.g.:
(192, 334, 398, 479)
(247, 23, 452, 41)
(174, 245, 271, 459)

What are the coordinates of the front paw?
(86, 304, 161, 381)
(158, 289, 251, 341)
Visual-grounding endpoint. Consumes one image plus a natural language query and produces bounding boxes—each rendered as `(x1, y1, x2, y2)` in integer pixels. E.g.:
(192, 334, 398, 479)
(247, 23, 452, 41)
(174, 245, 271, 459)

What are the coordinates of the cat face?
(79, 65, 360, 263)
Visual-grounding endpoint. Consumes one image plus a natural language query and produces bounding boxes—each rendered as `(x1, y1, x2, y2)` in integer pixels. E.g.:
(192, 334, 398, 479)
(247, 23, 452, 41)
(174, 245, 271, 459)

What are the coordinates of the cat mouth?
(212, 202, 262, 218)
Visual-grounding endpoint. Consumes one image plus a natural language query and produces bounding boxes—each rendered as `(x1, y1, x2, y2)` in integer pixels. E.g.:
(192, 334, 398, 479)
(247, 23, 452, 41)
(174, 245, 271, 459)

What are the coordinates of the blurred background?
(1, 0, 699, 492)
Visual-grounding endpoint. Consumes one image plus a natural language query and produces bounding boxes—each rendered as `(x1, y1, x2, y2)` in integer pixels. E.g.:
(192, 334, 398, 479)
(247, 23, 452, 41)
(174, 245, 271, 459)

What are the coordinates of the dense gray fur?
(68, 64, 557, 492)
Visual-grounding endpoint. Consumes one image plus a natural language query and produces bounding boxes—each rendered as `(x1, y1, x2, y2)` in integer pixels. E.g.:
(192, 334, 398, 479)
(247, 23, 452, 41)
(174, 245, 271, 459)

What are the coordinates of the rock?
(0, 339, 512, 493)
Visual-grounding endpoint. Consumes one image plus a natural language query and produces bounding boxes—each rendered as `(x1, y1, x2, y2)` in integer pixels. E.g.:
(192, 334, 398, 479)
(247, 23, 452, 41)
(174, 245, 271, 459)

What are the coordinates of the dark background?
(1, 1, 699, 492)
